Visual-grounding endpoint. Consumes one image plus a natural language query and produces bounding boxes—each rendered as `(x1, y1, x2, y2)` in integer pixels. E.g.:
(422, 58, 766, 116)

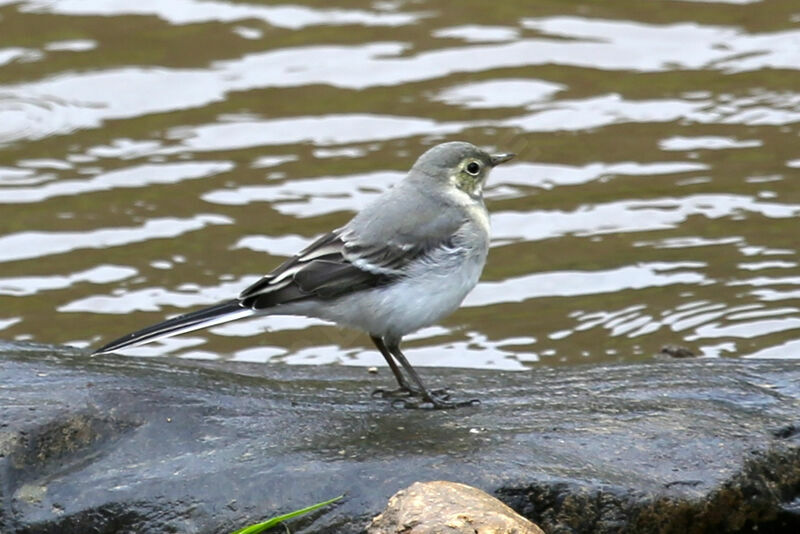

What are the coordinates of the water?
(1, 0, 799, 370)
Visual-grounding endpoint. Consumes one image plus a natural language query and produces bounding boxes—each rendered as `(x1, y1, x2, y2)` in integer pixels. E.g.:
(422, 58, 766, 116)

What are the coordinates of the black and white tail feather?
(92, 300, 254, 355)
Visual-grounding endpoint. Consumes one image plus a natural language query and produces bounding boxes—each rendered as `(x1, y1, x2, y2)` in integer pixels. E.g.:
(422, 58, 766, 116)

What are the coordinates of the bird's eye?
(466, 161, 481, 175)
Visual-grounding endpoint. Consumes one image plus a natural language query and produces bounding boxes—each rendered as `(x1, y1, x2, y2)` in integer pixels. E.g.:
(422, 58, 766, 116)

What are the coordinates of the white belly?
(325, 245, 487, 339)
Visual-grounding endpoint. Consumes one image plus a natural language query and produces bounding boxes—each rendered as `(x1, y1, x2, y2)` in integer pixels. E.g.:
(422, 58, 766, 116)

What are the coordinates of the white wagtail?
(94, 141, 515, 408)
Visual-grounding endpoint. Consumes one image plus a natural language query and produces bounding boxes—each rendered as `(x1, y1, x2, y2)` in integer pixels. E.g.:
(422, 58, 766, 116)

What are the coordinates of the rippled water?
(1, 0, 799, 369)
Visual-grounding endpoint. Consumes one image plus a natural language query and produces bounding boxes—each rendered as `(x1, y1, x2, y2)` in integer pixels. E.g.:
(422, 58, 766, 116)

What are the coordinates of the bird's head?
(409, 141, 515, 199)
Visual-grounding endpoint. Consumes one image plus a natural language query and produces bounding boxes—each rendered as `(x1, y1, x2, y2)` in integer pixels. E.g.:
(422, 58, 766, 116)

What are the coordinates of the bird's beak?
(490, 153, 515, 167)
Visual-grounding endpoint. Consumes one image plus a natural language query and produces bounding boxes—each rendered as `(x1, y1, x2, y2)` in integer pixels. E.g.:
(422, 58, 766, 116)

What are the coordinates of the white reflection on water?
(88, 139, 166, 159)
(252, 154, 298, 168)
(689, 317, 800, 340)
(259, 332, 534, 370)
(566, 298, 800, 352)
(312, 147, 368, 159)
(505, 94, 706, 131)
(166, 115, 464, 153)
(17, 158, 73, 170)
(503, 91, 800, 131)
(0, 166, 40, 185)
(11, 4, 800, 77)
(433, 25, 520, 43)
(0, 317, 22, 331)
(0, 265, 136, 296)
(729, 276, 800, 287)
(0, 47, 40, 66)
(435, 79, 565, 108)
(342, 331, 534, 370)
(726, 307, 799, 321)
(750, 289, 800, 302)
(44, 39, 97, 52)
(659, 136, 763, 151)
(233, 235, 314, 257)
(21, 0, 419, 29)
(664, 302, 732, 332)
(0, 161, 233, 203)
(466, 262, 707, 307)
(558, 301, 800, 348)
(492, 161, 707, 189)
(203, 170, 403, 216)
(3, 13, 799, 142)
(522, 17, 800, 72)
(738, 261, 798, 271)
(0, 215, 231, 263)
(210, 315, 329, 336)
(0, 69, 229, 141)
(59, 277, 256, 313)
(635, 236, 742, 249)
(744, 339, 800, 359)
(493, 194, 799, 243)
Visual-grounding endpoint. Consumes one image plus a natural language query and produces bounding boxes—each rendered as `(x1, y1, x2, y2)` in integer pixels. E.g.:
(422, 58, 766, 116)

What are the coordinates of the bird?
(93, 141, 515, 408)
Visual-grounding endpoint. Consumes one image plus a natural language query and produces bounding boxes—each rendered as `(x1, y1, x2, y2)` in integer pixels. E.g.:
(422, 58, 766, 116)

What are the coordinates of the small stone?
(658, 344, 697, 359)
(367, 480, 544, 534)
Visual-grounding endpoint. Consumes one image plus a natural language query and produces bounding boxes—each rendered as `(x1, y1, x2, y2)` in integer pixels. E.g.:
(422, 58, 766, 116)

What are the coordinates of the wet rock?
(367, 480, 543, 533)
(1, 342, 799, 533)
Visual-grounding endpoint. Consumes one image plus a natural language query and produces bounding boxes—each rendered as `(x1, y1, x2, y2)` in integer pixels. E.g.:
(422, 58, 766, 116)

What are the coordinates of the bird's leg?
(370, 336, 451, 400)
(370, 335, 418, 398)
(386, 340, 479, 409)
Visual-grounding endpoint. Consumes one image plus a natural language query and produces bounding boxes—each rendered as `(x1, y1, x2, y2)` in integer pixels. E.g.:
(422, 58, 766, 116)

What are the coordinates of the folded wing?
(239, 227, 457, 309)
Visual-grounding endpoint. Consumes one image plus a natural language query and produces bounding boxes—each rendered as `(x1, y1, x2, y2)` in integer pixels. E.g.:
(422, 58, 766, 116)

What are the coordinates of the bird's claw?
(395, 394, 480, 410)
(372, 386, 415, 398)
(372, 386, 451, 399)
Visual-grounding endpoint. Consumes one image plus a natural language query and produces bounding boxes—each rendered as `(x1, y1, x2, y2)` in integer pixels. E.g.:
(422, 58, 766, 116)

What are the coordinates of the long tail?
(92, 300, 255, 355)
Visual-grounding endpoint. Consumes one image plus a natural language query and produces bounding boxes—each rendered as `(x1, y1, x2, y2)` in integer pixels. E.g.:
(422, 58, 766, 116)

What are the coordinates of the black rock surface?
(1, 342, 798, 533)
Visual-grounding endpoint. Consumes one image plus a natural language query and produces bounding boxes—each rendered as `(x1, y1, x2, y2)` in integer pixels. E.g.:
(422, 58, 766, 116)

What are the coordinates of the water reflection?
(22, 0, 419, 29)
(0, 0, 798, 366)
(432, 25, 520, 43)
(0, 265, 136, 296)
(168, 115, 464, 153)
(0, 161, 232, 203)
(203, 170, 403, 216)
(465, 263, 707, 306)
(0, 215, 231, 263)
(522, 16, 800, 72)
(659, 136, 763, 151)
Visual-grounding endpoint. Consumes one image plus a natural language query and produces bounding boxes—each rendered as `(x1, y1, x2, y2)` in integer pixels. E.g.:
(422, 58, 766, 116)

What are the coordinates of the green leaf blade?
(232, 495, 344, 534)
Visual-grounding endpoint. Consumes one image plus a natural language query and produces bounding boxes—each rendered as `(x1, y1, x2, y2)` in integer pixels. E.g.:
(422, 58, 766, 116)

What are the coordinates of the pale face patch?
(450, 157, 488, 198)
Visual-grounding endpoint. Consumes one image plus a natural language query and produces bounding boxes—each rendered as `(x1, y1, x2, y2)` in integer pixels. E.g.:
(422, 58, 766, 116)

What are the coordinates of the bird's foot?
(372, 386, 416, 399)
(372, 386, 450, 399)
(393, 392, 481, 410)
